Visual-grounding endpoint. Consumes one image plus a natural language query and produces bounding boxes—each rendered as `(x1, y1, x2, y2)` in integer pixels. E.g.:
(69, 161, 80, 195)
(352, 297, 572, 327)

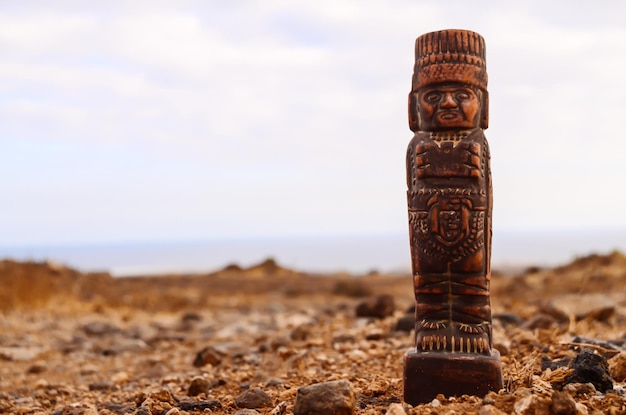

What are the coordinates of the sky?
(1, 0, 626, 247)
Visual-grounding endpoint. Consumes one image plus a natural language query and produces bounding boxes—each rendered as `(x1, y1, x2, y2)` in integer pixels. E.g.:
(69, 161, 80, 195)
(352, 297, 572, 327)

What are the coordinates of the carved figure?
(403, 29, 503, 404)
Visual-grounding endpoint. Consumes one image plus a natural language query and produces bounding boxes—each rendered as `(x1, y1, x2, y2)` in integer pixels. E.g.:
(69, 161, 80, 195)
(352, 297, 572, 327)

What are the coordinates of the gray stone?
(293, 380, 356, 415)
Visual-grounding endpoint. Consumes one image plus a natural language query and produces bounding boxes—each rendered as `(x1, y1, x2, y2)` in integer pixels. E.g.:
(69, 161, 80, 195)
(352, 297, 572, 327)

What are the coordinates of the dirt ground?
(0, 252, 625, 414)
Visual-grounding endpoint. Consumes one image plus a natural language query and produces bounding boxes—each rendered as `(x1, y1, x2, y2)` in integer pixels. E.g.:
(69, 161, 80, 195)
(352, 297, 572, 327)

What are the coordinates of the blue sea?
(0, 229, 624, 276)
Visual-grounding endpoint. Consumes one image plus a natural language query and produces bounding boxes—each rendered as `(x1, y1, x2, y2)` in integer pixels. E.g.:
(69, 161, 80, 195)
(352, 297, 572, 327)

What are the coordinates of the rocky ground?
(0, 252, 625, 415)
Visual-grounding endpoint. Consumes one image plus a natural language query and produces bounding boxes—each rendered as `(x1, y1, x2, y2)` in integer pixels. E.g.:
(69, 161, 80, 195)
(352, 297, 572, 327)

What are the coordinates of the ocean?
(0, 229, 624, 276)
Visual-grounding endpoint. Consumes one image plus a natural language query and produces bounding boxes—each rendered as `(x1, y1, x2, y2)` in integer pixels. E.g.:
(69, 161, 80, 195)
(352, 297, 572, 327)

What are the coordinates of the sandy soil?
(0, 252, 625, 415)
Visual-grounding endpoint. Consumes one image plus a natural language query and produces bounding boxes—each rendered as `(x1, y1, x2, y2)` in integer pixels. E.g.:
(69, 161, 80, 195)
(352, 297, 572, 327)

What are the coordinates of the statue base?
(403, 349, 503, 405)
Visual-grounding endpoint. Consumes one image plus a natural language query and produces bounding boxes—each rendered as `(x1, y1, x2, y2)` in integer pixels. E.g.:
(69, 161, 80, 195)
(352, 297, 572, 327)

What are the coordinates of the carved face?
(417, 85, 481, 131)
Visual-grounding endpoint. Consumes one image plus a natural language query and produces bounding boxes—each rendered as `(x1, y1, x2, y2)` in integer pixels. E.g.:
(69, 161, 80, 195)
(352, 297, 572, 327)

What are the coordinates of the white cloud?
(1, 1, 626, 246)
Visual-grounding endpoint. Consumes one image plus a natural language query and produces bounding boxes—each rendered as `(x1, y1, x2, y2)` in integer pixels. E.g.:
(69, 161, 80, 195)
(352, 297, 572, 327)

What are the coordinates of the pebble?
(393, 315, 414, 332)
(355, 295, 395, 319)
(89, 381, 113, 391)
(386, 402, 407, 415)
(290, 324, 311, 341)
(235, 387, 272, 409)
(479, 404, 506, 415)
(111, 371, 130, 384)
(233, 409, 260, 415)
(270, 401, 287, 415)
(576, 305, 615, 322)
(135, 407, 152, 415)
(187, 376, 211, 396)
(82, 321, 120, 336)
(193, 346, 223, 367)
(492, 313, 525, 327)
(550, 390, 577, 415)
(513, 395, 538, 415)
(0, 346, 44, 361)
(609, 351, 626, 381)
(178, 400, 222, 411)
(265, 378, 285, 387)
(293, 380, 356, 415)
(563, 382, 597, 395)
(26, 361, 47, 374)
(522, 313, 559, 330)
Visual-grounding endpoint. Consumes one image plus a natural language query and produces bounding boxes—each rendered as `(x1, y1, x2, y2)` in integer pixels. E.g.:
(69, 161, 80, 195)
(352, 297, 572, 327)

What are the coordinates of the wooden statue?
(403, 29, 503, 405)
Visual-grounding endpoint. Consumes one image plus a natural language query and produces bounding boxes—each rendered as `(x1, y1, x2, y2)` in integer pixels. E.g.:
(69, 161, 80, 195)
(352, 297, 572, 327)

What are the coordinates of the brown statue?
(403, 29, 503, 404)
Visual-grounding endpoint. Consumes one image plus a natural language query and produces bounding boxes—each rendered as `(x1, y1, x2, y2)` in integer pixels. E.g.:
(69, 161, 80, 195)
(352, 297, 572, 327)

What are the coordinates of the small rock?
(104, 402, 135, 414)
(492, 313, 525, 327)
(89, 381, 113, 391)
(193, 346, 224, 367)
(293, 380, 356, 415)
(235, 387, 272, 409)
(99, 338, 148, 355)
(80, 364, 99, 375)
(513, 394, 534, 415)
(386, 402, 407, 415)
(135, 407, 152, 415)
(522, 313, 559, 330)
(365, 330, 386, 341)
(550, 390, 577, 415)
(265, 378, 285, 387)
(187, 376, 211, 396)
(26, 361, 47, 374)
(479, 405, 506, 415)
(111, 371, 129, 384)
(178, 400, 222, 411)
(565, 349, 613, 392)
(355, 295, 395, 319)
(233, 410, 260, 415)
(0, 346, 44, 362)
(150, 388, 178, 405)
(609, 351, 626, 382)
(430, 398, 441, 407)
(180, 311, 202, 323)
(543, 349, 614, 392)
(562, 382, 597, 395)
(270, 401, 288, 415)
(572, 336, 622, 352)
(290, 324, 311, 341)
(536, 302, 570, 325)
(82, 321, 120, 336)
(576, 305, 615, 322)
(393, 315, 414, 332)
(574, 402, 589, 415)
(482, 392, 497, 405)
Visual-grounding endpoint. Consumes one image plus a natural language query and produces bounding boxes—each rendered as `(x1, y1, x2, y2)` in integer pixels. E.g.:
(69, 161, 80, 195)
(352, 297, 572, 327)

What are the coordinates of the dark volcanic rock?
(293, 380, 356, 415)
(543, 349, 614, 392)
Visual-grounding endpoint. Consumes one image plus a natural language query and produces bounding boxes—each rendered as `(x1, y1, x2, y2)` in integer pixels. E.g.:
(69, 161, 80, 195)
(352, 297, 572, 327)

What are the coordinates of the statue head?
(408, 29, 489, 132)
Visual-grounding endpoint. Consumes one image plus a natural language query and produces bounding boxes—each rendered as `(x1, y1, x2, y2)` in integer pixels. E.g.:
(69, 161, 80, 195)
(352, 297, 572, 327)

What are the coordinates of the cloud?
(1, 1, 625, 245)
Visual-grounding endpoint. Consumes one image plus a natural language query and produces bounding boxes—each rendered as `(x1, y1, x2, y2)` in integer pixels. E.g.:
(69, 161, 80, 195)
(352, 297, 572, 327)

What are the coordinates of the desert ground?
(1, 252, 625, 414)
